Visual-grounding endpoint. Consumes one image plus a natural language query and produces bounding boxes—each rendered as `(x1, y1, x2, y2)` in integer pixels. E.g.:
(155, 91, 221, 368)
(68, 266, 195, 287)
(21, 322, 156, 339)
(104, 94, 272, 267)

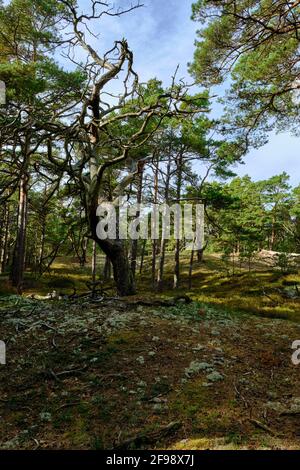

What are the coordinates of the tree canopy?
(191, 0, 300, 144)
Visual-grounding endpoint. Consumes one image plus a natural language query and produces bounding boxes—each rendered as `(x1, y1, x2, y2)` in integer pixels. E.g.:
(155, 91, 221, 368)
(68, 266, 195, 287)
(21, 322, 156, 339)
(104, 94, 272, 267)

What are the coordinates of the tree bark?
(139, 239, 146, 276)
(87, 192, 136, 296)
(11, 172, 29, 292)
(197, 241, 208, 263)
(38, 213, 46, 275)
(270, 217, 276, 250)
(151, 162, 159, 288)
(157, 155, 171, 290)
(188, 243, 195, 290)
(130, 166, 144, 278)
(0, 202, 10, 274)
(92, 239, 97, 284)
(81, 237, 88, 267)
(103, 255, 112, 281)
(86, 147, 136, 296)
(173, 151, 183, 289)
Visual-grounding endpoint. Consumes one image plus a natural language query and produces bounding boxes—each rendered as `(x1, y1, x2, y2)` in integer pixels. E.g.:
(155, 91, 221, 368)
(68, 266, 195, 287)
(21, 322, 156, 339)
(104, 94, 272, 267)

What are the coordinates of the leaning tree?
(46, 0, 207, 295)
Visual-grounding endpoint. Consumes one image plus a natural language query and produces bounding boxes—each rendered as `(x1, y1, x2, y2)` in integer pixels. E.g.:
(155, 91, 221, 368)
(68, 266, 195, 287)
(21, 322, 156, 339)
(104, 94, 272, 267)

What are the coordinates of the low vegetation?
(1, 255, 299, 450)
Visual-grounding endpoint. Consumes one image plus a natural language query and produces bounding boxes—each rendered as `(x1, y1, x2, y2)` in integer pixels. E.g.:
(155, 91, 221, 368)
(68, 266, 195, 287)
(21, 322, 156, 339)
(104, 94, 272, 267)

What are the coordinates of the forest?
(0, 0, 300, 453)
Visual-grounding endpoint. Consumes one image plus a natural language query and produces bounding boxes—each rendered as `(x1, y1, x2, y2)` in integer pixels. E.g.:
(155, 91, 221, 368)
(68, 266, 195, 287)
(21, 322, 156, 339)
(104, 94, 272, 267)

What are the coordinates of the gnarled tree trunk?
(87, 189, 136, 297)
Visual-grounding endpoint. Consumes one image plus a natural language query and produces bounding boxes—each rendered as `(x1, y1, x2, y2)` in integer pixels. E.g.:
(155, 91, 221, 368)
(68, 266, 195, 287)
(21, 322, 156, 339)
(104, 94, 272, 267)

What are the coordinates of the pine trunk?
(157, 156, 171, 290)
(92, 240, 97, 284)
(151, 162, 159, 287)
(130, 166, 144, 278)
(0, 202, 9, 274)
(173, 152, 183, 289)
(11, 173, 29, 292)
(88, 195, 136, 296)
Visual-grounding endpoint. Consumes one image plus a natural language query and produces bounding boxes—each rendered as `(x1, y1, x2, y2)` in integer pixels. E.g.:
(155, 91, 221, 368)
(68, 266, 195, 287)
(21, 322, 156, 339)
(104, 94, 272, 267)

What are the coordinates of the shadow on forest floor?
(0, 254, 300, 449)
(2, 252, 298, 322)
(0, 295, 300, 449)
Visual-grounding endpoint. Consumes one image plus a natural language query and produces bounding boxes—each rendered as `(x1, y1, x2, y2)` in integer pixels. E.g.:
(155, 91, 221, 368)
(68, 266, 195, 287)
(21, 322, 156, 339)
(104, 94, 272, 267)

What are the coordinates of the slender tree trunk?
(173, 152, 183, 289)
(0, 209, 4, 273)
(174, 240, 180, 289)
(3, 221, 11, 273)
(130, 166, 144, 278)
(81, 237, 88, 267)
(0, 202, 9, 274)
(151, 162, 159, 287)
(157, 236, 167, 290)
(139, 239, 146, 275)
(11, 172, 29, 292)
(270, 219, 276, 251)
(157, 156, 171, 290)
(151, 242, 157, 287)
(38, 214, 46, 274)
(92, 240, 97, 284)
(188, 243, 195, 290)
(41, 240, 64, 275)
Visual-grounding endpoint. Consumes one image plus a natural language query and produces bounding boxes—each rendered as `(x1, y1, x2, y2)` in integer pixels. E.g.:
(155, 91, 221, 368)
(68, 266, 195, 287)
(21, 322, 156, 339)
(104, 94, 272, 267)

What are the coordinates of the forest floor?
(0, 254, 300, 450)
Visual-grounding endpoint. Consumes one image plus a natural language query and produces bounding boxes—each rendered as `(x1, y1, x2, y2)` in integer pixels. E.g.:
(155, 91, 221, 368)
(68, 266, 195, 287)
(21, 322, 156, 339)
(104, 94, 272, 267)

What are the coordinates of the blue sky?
(76, 0, 300, 187)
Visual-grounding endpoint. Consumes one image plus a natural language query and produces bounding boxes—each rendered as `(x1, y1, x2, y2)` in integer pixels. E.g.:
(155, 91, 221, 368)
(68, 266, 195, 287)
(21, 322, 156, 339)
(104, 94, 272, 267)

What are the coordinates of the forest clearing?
(1, 0, 300, 457)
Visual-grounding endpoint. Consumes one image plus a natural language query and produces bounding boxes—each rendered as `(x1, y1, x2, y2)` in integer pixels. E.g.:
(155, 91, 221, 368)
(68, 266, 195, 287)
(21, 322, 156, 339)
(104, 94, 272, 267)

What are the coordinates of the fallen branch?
(115, 421, 182, 450)
(55, 366, 88, 377)
(262, 288, 280, 306)
(97, 373, 126, 383)
(249, 418, 277, 436)
(32, 438, 40, 450)
(48, 366, 88, 381)
(122, 295, 192, 308)
(55, 401, 87, 411)
(69, 290, 107, 300)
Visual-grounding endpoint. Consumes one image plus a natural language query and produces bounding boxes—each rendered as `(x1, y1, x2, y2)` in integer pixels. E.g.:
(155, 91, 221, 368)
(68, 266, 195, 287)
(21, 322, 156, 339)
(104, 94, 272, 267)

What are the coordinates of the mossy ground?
(2, 252, 299, 320)
(0, 254, 300, 449)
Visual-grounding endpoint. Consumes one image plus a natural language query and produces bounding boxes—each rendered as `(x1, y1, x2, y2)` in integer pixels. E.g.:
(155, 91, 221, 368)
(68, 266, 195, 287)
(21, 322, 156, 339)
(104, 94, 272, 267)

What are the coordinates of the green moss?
(4, 253, 299, 324)
(91, 435, 105, 450)
(169, 379, 210, 419)
(52, 409, 73, 429)
(107, 330, 140, 347)
(65, 417, 90, 447)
